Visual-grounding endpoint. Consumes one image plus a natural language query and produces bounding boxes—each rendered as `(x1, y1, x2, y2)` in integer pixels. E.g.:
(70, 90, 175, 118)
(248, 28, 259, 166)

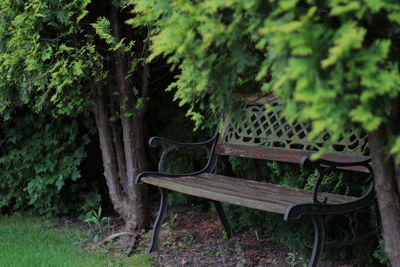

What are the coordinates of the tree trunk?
(92, 85, 127, 216)
(368, 124, 400, 266)
(106, 5, 150, 231)
(92, 80, 151, 231)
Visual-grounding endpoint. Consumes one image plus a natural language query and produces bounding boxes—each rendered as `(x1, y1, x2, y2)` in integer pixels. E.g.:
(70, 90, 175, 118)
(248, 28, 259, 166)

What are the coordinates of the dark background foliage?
(0, 110, 102, 216)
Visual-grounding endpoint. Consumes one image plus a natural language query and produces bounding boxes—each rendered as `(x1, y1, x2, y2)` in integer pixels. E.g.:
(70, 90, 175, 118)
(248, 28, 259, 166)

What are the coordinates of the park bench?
(135, 98, 377, 267)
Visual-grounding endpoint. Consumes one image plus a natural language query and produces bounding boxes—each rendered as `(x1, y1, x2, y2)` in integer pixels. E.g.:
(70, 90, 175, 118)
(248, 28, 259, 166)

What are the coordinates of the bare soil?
(88, 210, 359, 267)
(150, 211, 291, 267)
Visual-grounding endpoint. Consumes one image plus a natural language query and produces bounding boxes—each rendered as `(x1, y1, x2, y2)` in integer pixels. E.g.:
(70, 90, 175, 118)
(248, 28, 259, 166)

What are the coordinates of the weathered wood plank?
(175, 176, 303, 205)
(214, 143, 370, 173)
(198, 173, 358, 204)
(141, 174, 358, 214)
(142, 176, 288, 214)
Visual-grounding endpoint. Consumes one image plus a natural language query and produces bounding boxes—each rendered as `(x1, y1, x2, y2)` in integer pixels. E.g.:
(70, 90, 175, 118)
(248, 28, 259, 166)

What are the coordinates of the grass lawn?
(0, 214, 154, 267)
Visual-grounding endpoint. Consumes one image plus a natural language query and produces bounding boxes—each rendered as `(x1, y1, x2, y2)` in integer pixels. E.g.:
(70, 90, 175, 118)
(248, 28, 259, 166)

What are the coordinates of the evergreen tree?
(0, 0, 166, 230)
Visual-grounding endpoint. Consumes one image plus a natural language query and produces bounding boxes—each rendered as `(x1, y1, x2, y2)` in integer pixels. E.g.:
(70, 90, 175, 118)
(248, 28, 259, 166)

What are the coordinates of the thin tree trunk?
(110, 6, 136, 188)
(123, 48, 153, 231)
(369, 125, 400, 266)
(92, 85, 127, 215)
(134, 46, 151, 172)
(110, 6, 150, 230)
(110, 96, 128, 188)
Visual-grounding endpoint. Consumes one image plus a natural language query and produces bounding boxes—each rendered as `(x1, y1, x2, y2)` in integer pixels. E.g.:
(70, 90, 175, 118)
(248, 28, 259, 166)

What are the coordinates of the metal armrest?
(135, 131, 219, 185)
(300, 156, 371, 170)
(300, 156, 373, 204)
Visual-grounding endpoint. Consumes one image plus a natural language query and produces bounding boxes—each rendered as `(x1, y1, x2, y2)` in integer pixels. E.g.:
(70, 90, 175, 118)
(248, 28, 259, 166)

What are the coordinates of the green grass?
(0, 214, 154, 267)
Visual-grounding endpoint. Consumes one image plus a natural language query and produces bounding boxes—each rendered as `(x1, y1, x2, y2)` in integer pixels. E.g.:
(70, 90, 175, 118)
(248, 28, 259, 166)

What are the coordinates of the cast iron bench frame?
(135, 100, 377, 267)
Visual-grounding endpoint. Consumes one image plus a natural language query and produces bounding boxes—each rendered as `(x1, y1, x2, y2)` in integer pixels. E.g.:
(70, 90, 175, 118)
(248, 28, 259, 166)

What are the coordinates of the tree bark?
(86, 1, 153, 235)
(110, 6, 136, 194)
(368, 124, 400, 266)
(109, 6, 150, 230)
(92, 85, 127, 215)
(128, 55, 152, 230)
(109, 97, 128, 187)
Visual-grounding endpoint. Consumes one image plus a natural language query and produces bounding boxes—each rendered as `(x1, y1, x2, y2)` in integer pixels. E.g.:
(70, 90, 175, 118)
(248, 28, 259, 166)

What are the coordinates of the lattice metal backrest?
(215, 98, 369, 164)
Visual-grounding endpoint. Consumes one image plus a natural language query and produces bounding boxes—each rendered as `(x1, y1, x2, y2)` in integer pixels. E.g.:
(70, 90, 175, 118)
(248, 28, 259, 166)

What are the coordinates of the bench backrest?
(215, 98, 369, 172)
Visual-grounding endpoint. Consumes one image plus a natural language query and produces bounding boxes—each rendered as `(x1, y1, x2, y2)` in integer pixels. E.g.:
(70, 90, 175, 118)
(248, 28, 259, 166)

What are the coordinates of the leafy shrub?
(0, 111, 101, 216)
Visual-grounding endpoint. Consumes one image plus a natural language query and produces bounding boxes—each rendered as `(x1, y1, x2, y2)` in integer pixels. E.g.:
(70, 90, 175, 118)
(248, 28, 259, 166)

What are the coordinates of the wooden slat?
(215, 143, 370, 173)
(198, 173, 358, 203)
(141, 173, 357, 214)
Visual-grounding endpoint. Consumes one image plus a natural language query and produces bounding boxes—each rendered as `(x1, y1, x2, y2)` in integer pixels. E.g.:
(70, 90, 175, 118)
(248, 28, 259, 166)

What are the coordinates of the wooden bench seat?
(142, 173, 357, 215)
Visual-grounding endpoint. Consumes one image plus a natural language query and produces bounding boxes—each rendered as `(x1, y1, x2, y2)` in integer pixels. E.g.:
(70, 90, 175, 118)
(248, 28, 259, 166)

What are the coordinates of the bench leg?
(309, 215, 326, 267)
(148, 188, 169, 253)
(213, 200, 234, 238)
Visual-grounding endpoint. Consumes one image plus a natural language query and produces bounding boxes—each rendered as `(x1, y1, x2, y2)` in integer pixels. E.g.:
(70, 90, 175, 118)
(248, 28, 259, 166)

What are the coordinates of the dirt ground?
(150, 211, 291, 267)
(89, 210, 362, 267)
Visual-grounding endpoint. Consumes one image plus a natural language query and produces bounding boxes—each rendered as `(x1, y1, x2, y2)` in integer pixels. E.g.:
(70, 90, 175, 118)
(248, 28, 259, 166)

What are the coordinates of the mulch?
(136, 211, 358, 267)
(151, 211, 291, 267)
(80, 210, 359, 267)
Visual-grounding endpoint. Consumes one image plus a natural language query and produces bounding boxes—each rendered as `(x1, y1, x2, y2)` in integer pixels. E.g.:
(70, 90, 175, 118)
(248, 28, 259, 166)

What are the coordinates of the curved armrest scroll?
(135, 130, 220, 185)
(300, 156, 371, 170)
(148, 131, 219, 148)
(300, 156, 373, 204)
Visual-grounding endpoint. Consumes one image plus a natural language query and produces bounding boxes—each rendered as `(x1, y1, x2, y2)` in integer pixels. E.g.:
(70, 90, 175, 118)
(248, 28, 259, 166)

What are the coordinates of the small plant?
(220, 231, 228, 241)
(168, 213, 179, 226)
(372, 241, 390, 265)
(254, 230, 260, 241)
(161, 213, 179, 233)
(286, 252, 307, 267)
(83, 206, 110, 242)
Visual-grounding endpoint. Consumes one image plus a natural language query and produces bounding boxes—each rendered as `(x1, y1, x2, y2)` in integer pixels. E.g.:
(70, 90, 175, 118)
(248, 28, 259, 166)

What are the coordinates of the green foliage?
(131, 0, 267, 127)
(0, 111, 101, 216)
(259, 0, 400, 158)
(286, 251, 307, 267)
(0, 0, 145, 120)
(92, 17, 135, 53)
(372, 241, 390, 265)
(132, 0, 400, 158)
(0, 0, 102, 117)
(0, 0, 146, 220)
